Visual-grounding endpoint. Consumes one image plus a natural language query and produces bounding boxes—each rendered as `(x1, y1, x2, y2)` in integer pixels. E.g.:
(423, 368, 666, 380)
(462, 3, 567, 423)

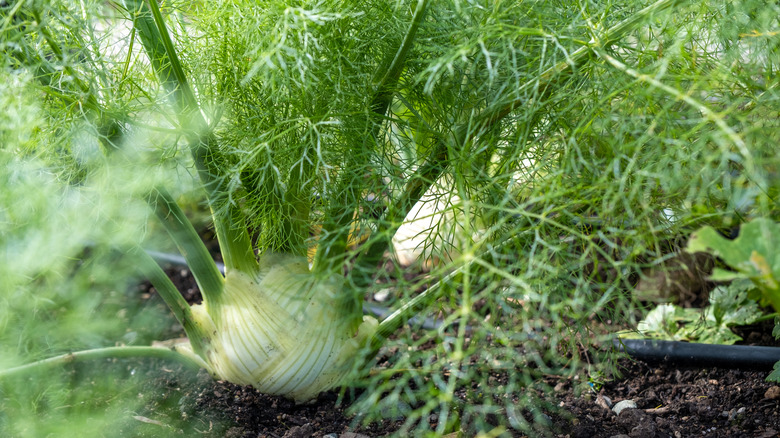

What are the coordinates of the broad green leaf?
(637, 304, 699, 341)
(768, 361, 780, 383)
(634, 281, 765, 345)
(706, 281, 763, 328)
(687, 219, 780, 312)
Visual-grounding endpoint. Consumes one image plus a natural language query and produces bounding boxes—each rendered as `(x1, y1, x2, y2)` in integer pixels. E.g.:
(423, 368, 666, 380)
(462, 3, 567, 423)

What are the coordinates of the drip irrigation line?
(145, 249, 226, 275)
(615, 338, 780, 370)
(363, 303, 442, 331)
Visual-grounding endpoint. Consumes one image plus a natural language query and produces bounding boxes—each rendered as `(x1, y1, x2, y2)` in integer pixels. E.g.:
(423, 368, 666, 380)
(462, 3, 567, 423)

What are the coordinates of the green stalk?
(146, 188, 224, 302)
(123, 0, 257, 274)
(367, 233, 487, 352)
(0, 346, 203, 380)
(134, 248, 211, 357)
(313, 0, 430, 273)
(276, 141, 316, 256)
(371, 0, 431, 117)
(371, 268, 462, 344)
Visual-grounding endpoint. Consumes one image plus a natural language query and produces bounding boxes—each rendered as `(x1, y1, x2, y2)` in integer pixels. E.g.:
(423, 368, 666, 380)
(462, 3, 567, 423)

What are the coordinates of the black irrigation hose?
(615, 338, 780, 370)
(145, 249, 226, 276)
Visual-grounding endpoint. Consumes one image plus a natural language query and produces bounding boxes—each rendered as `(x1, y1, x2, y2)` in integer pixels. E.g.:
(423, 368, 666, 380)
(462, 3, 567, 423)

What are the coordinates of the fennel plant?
(1, 0, 778, 435)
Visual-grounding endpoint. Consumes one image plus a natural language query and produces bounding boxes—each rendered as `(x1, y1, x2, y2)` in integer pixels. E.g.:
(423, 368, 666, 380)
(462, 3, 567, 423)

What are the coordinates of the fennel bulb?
(177, 253, 377, 402)
(393, 175, 486, 269)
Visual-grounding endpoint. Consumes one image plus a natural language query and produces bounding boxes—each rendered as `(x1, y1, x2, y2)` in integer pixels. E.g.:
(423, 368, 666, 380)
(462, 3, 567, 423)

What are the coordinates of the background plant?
(1, 0, 779, 436)
(628, 280, 769, 344)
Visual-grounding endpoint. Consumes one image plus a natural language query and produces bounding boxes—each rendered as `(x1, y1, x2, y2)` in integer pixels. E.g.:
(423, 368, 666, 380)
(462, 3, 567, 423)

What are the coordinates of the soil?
(132, 259, 780, 438)
(556, 361, 780, 438)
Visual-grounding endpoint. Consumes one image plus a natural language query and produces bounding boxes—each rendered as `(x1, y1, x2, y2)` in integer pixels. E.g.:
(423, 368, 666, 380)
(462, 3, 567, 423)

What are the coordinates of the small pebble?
(596, 394, 612, 411)
(339, 433, 371, 438)
(379, 401, 410, 420)
(765, 386, 780, 400)
(373, 288, 391, 302)
(612, 400, 637, 415)
(722, 406, 746, 421)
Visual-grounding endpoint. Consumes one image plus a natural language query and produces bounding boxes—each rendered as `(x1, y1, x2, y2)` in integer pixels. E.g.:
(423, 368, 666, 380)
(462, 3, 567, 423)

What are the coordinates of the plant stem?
(367, 236, 489, 359)
(371, 0, 431, 117)
(124, 0, 257, 274)
(147, 188, 224, 300)
(0, 346, 204, 380)
(371, 268, 462, 344)
(313, 0, 430, 274)
(134, 248, 211, 357)
(276, 143, 315, 256)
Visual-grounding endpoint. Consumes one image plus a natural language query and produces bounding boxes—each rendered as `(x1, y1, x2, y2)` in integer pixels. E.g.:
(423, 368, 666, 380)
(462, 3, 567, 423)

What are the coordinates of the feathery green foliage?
(1, 0, 778, 435)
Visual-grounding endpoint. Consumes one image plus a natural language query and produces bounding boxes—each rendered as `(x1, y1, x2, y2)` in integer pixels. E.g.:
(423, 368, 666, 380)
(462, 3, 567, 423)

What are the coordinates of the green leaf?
(773, 317, 780, 340)
(705, 281, 763, 328)
(687, 219, 780, 313)
(637, 304, 699, 341)
(768, 360, 780, 383)
(635, 281, 764, 344)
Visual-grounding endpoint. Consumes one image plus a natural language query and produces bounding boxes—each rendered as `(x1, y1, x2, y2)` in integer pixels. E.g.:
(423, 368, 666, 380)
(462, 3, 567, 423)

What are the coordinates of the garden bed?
(129, 261, 780, 437)
(126, 358, 780, 437)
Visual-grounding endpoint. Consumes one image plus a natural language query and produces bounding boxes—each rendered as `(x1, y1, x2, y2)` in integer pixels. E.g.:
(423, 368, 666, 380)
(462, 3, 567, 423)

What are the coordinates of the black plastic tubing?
(615, 338, 780, 370)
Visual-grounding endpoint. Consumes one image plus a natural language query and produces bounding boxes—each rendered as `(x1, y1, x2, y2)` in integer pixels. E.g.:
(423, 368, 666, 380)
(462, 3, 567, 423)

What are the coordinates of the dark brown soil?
(557, 361, 780, 438)
(133, 261, 780, 437)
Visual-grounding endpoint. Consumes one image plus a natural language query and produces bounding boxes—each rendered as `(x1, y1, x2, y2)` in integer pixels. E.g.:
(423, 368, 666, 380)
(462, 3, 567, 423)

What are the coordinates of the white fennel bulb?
(178, 253, 377, 402)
